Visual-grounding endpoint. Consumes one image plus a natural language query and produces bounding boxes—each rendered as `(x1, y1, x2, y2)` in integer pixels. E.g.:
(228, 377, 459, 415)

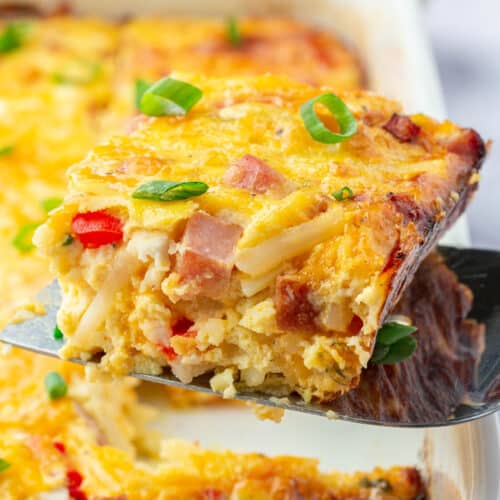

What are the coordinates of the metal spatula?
(1, 246, 499, 427)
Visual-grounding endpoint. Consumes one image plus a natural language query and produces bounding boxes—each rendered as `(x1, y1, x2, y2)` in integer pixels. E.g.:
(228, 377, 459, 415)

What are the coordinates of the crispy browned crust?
(378, 127, 486, 342)
(331, 252, 485, 423)
(0, 3, 43, 17)
(0, 2, 73, 17)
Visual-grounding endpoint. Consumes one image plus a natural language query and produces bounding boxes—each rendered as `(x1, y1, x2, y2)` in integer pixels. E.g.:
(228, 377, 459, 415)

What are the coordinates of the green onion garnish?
(62, 234, 74, 246)
(139, 77, 203, 117)
(41, 197, 63, 213)
(132, 180, 209, 202)
(134, 78, 151, 111)
(226, 17, 242, 46)
(0, 458, 10, 472)
(12, 222, 41, 253)
(376, 336, 417, 365)
(0, 145, 13, 156)
(371, 321, 418, 365)
(44, 371, 67, 400)
(332, 186, 353, 201)
(53, 325, 64, 340)
(0, 22, 29, 54)
(52, 60, 102, 86)
(300, 93, 357, 144)
(369, 343, 390, 364)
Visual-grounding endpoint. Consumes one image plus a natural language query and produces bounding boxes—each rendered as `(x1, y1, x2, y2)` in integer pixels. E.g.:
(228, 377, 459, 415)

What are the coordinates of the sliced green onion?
(226, 17, 242, 46)
(44, 371, 67, 400)
(300, 93, 357, 144)
(0, 458, 10, 472)
(62, 234, 74, 246)
(12, 222, 41, 253)
(134, 78, 151, 110)
(139, 77, 203, 117)
(371, 321, 418, 365)
(0, 145, 13, 156)
(53, 325, 64, 340)
(332, 186, 353, 201)
(41, 197, 62, 213)
(0, 22, 29, 54)
(52, 60, 102, 86)
(374, 336, 417, 365)
(132, 180, 208, 202)
(376, 321, 417, 346)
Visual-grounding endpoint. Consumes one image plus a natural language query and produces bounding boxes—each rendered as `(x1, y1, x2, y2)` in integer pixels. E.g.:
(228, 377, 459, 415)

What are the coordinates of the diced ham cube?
(383, 114, 421, 143)
(439, 128, 486, 188)
(445, 128, 486, 168)
(178, 212, 242, 299)
(275, 276, 320, 332)
(223, 154, 286, 195)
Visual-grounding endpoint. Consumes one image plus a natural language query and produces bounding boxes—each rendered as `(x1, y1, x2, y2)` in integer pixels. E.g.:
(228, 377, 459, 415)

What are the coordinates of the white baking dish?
(14, 0, 500, 498)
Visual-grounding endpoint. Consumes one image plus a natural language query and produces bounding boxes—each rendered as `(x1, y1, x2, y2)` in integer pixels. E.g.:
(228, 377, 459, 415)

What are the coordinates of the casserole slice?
(35, 74, 486, 402)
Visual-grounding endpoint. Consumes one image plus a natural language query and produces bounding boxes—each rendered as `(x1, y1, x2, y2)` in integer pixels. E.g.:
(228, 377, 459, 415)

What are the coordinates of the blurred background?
(426, 0, 499, 249)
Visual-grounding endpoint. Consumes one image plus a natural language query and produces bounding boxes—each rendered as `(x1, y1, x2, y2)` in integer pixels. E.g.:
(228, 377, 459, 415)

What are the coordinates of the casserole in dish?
(0, 347, 426, 498)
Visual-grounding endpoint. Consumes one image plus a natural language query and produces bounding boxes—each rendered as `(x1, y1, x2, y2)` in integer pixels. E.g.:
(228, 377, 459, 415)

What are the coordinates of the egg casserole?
(0, 349, 425, 499)
(0, 14, 362, 329)
(35, 73, 485, 402)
